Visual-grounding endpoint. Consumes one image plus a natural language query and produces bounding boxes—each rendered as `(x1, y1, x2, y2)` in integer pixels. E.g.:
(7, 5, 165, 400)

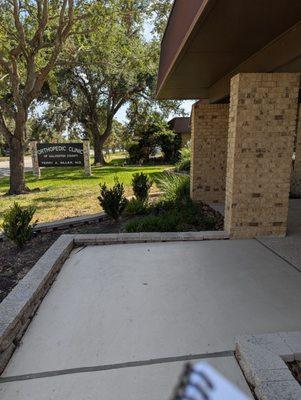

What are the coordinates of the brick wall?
(190, 103, 229, 203)
(225, 73, 300, 238)
(291, 105, 301, 197)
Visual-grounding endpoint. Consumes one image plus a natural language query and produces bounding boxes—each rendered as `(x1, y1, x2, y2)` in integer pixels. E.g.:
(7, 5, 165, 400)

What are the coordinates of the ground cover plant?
(124, 198, 222, 233)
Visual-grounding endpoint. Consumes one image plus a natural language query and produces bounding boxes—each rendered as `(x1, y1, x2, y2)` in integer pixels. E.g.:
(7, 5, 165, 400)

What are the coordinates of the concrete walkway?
(1, 235, 301, 399)
(258, 199, 301, 271)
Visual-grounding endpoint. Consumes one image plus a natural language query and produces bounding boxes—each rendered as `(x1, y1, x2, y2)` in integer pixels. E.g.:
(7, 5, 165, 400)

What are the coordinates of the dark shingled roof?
(168, 117, 191, 134)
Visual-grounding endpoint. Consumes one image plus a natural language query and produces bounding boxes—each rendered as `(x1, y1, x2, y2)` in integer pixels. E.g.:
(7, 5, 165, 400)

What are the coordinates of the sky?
(115, 21, 195, 124)
(115, 100, 195, 123)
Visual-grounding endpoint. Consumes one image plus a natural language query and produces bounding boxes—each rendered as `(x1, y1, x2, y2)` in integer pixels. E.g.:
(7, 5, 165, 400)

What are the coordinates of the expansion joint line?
(0, 350, 234, 384)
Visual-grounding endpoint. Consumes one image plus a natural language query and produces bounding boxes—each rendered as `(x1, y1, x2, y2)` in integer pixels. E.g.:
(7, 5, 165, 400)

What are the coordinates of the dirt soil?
(0, 218, 123, 302)
(287, 361, 301, 385)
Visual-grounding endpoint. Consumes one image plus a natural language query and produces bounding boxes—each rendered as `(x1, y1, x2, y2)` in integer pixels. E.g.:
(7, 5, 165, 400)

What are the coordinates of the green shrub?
(98, 179, 127, 221)
(124, 199, 219, 233)
(125, 198, 149, 216)
(148, 199, 176, 215)
(156, 173, 190, 205)
(2, 202, 37, 248)
(132, 172, 152, 202)
(176, 143, 191, 172)
(125, 212, 181, 233)
(199, 214, 217, 230)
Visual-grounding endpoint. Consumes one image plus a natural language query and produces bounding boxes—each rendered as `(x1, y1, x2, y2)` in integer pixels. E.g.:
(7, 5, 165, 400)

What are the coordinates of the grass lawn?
(0, 158, 171, 224)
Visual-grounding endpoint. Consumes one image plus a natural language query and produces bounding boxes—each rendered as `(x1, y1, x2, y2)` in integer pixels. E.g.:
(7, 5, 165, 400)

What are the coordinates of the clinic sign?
(31, 141, 91, 177)
(37, 143, 84, 167)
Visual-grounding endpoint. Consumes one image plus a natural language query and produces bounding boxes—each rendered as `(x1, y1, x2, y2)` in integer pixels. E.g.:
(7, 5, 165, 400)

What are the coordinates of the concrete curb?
(73, 231, 229, 245)
(0, 235, 74, 373)
(0, 213, 106, 240)
(0, 230, 229, 374)
(34, 212, 106, 233)
(235, 332, 301, 399)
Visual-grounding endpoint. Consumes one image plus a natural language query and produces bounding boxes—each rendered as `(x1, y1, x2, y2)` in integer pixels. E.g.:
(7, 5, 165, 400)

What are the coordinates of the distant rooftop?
(168, 117, 190, 134)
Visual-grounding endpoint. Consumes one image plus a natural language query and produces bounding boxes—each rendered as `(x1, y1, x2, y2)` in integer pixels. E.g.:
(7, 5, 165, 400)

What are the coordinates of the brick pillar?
(225, 73, 300, 238)
(291, 105, 301, 197)
(190, 103, 229, 203)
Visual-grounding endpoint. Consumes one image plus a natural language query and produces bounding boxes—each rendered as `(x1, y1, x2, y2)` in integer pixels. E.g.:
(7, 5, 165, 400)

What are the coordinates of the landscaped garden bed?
(0, 217, 125, 302)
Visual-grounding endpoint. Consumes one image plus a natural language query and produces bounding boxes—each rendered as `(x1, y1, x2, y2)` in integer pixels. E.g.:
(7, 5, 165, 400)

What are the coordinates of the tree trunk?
(98, 118, 113, 160)
(9, 135, 29, 195)
(88, 114, 114, 166)
(92, 127, 106, 165)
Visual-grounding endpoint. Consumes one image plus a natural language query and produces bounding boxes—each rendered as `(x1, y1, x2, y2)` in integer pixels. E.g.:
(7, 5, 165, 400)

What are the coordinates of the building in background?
(168, 117, 191, 147)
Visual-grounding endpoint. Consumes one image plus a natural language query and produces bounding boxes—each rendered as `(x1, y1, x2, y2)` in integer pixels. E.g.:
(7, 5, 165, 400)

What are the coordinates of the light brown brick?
(225, 73, 300, 238)
(191, 103, 229, 203)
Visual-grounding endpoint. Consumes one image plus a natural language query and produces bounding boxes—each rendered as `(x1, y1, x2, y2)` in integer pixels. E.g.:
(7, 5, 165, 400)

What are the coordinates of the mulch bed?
(287, 361, 301, 385)
(0, 218, 123, 303)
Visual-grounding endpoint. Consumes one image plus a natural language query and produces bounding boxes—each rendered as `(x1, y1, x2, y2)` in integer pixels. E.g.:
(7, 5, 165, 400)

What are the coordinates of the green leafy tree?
(147, 0, 174, 39)
(0, 0, 85, 194)
(48, 0, 156, 165)
(103, 120, 126, 154)
(126, 103, 184, 163)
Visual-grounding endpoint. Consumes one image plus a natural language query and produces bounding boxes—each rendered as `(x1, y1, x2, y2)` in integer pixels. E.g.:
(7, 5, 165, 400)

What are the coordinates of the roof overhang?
(156, 0, 301, 101)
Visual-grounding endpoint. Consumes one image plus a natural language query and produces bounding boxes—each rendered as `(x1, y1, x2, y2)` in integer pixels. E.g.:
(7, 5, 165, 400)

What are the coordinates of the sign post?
(83, 140, 92, 176)
(30, 141, 41, 178)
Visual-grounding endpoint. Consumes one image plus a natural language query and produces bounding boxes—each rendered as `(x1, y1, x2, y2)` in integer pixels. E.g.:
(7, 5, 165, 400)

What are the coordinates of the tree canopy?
(0, 0, 183, 193)
(0, 0, 87, 193)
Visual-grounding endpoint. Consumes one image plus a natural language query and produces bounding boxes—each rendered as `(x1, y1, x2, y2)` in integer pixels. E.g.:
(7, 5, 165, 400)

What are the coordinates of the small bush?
(132, 172, 152, 202)
(98, 179, 127, 221)
(2, 202, 37, 248)
(176, 143, 191, 172)
(125, 198, 149, 216)
(156, 173, 190, 205)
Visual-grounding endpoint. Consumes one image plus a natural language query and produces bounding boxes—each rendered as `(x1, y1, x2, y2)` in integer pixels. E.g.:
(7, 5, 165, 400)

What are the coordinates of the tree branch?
(0, 110, 13, 140)
(12, 0, 27, 53)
